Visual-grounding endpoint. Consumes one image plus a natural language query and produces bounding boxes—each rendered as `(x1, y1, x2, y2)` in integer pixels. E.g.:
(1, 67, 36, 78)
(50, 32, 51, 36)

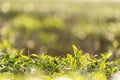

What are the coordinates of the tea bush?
(0, 41, 120, 80)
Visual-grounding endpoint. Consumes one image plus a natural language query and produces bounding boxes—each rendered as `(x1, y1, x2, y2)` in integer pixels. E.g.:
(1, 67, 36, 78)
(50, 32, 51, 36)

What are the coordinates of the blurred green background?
(0, 0, 120, 57)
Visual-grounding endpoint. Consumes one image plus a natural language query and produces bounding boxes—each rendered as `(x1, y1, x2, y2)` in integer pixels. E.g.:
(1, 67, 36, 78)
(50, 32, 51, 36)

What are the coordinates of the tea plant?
(0, 41, 119, 80)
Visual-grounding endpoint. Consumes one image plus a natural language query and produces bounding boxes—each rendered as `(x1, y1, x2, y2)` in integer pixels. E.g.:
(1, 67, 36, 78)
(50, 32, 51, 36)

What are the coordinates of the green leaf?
(30, 54, 39, 57)
(22, 55, 29, 60)
(106, 52, 112, 59)
(19, 49, 25, 55)
(72, 45, 82, 58)
(76, 50, 82, 58)
(72, 45, 78, 55)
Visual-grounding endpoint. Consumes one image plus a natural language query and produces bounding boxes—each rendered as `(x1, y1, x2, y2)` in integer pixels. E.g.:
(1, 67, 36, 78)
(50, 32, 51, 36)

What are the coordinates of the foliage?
(1, 1, 120, 79)
(0, 41, 119, 79)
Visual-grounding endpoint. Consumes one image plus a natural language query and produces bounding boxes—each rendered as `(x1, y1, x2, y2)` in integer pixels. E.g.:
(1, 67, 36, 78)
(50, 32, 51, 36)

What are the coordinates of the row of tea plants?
(0, 40, 119, 80)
